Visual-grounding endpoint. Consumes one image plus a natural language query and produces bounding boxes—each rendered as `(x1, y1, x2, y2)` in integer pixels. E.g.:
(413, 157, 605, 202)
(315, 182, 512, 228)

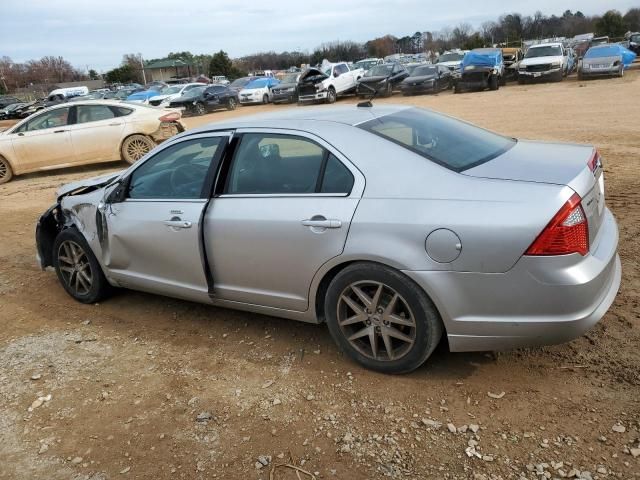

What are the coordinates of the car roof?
(187, 104, 412, 134)
(530, 42, 562, 48)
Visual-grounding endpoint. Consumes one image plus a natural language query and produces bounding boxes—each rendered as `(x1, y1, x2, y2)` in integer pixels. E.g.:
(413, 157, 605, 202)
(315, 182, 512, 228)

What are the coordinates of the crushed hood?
(299, 68, 328, 85)
(56, 171, 124, 198)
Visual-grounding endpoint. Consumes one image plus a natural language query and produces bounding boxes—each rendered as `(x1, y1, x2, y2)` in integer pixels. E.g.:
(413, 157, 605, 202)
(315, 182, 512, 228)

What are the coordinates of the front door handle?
(53, 129, 67, 133)
(301, 218, 342, 229)
(164, 220, 192, 229)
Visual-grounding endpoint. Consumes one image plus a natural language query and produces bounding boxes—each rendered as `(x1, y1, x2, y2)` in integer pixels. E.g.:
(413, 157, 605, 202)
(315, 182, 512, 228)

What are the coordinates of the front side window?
(358, 108, 515, 172)
(77, 105, 116, 124)
(227, 134, 353, 195)
(128, 137, 222, 199)
(19, 107, 71, 132)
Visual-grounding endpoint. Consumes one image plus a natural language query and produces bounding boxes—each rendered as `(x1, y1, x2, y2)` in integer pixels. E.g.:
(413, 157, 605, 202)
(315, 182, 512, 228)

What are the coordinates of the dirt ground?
(1, 72, 639, 480)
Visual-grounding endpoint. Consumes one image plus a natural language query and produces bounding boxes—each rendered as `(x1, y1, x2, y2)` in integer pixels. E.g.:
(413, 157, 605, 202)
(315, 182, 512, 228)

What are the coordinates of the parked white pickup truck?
(297, 62, 364, 104)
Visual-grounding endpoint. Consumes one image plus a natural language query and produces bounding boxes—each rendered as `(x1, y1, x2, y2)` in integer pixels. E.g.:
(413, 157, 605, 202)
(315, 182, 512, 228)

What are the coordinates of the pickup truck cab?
(297, 62, 364, 104)
(518, 43, 568, 83)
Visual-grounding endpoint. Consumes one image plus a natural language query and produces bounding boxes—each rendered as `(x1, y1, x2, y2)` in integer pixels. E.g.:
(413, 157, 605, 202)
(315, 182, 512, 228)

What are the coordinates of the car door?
(9, 106, 74, 172)
(67, 104, 126, 163)
(102, 132, 230, 303)
(204, 129, 365, 312)
(335, 64, 350, 92)
(203, 86, 223, 110)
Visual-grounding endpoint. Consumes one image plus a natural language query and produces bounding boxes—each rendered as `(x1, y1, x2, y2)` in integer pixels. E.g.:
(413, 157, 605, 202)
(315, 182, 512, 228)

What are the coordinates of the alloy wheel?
(228, 98, 237, 110)
(57, 240, 93, 296)
(0, 160, 7, 179)
(337, 281, 416, 362)
(126, 138, 151, 161)
(195, 103, 206, 115)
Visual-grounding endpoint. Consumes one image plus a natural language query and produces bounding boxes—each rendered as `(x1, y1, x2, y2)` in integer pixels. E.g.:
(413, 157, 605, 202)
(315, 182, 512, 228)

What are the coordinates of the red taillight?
(587, 150, 601, 173)
(525, 193, 589, 256)
(159, 111, 181, 122)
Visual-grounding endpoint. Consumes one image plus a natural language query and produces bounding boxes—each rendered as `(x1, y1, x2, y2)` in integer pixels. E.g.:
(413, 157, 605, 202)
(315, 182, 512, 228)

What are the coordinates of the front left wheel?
(324, 263, 443, 374)
(53, 228, 111, 304)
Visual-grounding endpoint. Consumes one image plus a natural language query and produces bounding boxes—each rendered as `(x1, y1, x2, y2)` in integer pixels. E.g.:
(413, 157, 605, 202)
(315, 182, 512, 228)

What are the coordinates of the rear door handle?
(301, 218, 342, 229)
(53, 129, 67, 133)
(163, 220, 192, 229)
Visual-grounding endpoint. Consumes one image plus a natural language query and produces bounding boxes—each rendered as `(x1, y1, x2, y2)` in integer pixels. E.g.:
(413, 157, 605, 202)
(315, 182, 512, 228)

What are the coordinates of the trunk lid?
(464, 140, 605, 250)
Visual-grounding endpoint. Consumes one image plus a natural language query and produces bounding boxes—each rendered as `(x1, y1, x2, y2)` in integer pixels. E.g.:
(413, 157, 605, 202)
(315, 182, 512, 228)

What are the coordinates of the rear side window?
(111, 106, 133, 117)
(226, 134, 353, 195)
(358, 108, 515, 172)
(76, 105, 115, 124)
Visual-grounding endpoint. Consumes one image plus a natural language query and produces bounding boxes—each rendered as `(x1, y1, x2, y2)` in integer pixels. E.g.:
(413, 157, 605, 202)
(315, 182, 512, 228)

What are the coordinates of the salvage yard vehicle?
(436, 50, 466, 76)
(353, 58, 383, 72)
(0, 102, 28, 120)
(399, 64, 452, 95)
(0, 101, 184, 184)
(168, 84, 238, 115)
(501, 47, 523, 81)
(238, 77, 280, 105)
(627, 32, 640, 55)
(228, 76, 260, 94)
(271, 73, 300, 104)
(578, 44, 637, 79)
(298, 62, 364, 104)
(148, 83, 207, 107)
(35, 105, 620, 374)
(518, 43, 568, 83)
(356, 63, 409, 97)
(0, 96, 21, 109)
(454, 48, 505, 93)
(126, 89, 167, 104)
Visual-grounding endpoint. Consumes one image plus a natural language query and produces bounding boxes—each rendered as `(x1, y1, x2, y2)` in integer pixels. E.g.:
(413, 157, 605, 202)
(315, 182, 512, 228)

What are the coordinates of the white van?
(47, 86, 89, 101)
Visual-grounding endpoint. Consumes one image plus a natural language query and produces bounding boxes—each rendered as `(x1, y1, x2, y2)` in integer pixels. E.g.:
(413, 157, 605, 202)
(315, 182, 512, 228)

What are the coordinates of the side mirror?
(105, 179, 127, 204)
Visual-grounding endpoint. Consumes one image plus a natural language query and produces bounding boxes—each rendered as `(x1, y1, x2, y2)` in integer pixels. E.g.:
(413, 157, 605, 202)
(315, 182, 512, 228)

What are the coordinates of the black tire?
(488, 75, 499, 91)
(618, 66, 624, 78)
(0, 155, 13, 185)
(326, 87, 337, 104)
(554, 71, 564, 82)
(53, 228, 111, 304)
(227, 97, 237, 110)
(499, 75, 506, 86)
(324, 262, 443, 374)
(384, 82, 393, 97)
(262, 94, 269, 104)
(194, 102, 206, 116)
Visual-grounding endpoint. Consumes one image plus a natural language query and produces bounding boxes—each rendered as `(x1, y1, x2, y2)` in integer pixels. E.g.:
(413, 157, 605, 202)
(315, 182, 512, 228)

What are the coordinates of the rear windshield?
(357, 108, 515, 172)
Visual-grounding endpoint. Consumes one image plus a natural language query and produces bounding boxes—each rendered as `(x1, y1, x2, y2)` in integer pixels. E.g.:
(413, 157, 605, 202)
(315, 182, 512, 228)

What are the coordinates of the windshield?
(438, 53, 463, 63)
(412, 66, 437, 76)
(356, 60, 378, 70)
(585, 46, 619, 58)
(230, 77, 251, 88)
(162, 86, 182, 95)
(281, 73, 298, 83)
(365, 65, 394, 77)
(182, 86, 206, 98)
(244, 79, 270, 89)
(358, 108, 515, 172)
(525, 45, 563, 58)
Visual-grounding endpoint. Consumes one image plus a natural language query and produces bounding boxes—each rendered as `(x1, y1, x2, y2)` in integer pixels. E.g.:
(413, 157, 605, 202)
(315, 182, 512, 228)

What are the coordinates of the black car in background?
(399, 64, 452, 95)
(271, 73, 300, 104)
(0, 102, 28, 120)
(356, 63, 409, 97)
(0, 96, 20, 109)
(169, 85, 238, 115)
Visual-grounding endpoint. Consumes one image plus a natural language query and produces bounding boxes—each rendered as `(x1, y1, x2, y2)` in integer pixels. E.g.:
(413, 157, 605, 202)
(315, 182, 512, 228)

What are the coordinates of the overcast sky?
(1, 0, 636, 72)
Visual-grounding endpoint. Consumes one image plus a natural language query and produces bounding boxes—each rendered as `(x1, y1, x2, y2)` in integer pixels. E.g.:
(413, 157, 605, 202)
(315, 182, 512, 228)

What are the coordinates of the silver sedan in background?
(36, 105, 621, 373)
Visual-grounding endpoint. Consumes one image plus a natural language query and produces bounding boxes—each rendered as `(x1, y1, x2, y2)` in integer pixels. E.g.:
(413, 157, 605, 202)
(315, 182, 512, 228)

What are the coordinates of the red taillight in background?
(159, 111, 181, 122)
(525, 193, 589, 256)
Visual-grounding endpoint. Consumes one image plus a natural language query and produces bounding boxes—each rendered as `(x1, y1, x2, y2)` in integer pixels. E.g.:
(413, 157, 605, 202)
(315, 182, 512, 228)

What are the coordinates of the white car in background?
(238, 77, 281, 105)
(0, 101, 185, 184)
(148, 83, 207, 107)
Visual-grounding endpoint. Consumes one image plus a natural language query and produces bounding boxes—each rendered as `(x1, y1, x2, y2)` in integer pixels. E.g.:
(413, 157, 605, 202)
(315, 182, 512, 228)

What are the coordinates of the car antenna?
(357, 82, 377, 107)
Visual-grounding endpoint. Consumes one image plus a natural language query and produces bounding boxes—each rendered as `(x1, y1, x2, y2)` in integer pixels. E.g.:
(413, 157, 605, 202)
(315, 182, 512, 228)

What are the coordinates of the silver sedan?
(36, 105, 621, 373)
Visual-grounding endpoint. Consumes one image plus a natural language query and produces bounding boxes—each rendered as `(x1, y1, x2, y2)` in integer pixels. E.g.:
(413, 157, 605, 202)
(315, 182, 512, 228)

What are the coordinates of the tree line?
(1, 7, 638, 93)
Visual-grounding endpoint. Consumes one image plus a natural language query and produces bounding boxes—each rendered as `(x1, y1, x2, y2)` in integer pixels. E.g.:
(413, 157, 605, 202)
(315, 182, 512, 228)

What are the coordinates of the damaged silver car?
(36, 105, 621, 374)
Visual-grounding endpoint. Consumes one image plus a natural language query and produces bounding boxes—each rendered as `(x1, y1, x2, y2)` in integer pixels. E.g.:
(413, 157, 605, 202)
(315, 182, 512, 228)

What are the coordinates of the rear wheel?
(488, 75, 499, 90)
(53, 228, 111, 304)
(121, 134, 155, 164)
(0, 155, 13, 185)
(227, 97, 237, 110)
(194, 102, 206, 116)
(326, 87, 337, 104)
(325, 263, 443, 374)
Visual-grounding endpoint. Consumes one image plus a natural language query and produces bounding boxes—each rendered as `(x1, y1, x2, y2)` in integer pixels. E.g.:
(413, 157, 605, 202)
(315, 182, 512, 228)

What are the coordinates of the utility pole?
(139, 53, 147, 85)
